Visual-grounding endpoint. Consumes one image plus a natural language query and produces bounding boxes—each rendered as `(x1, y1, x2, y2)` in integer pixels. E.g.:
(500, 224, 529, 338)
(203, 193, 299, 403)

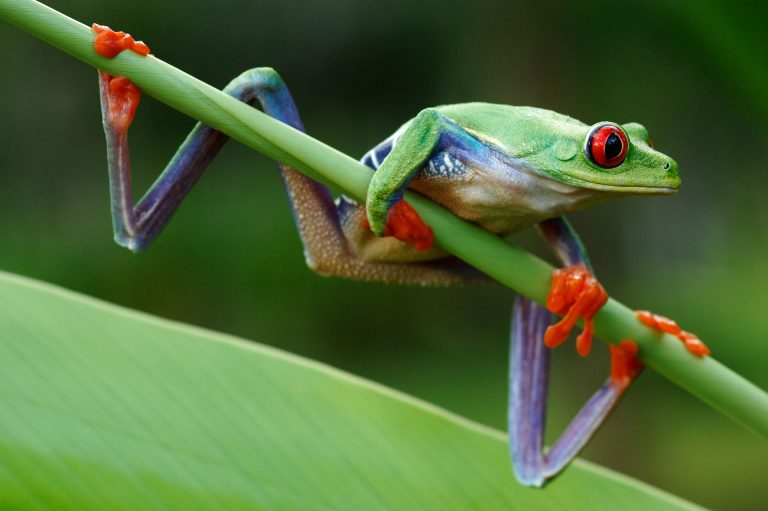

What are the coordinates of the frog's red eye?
(586, 125, 628, 168)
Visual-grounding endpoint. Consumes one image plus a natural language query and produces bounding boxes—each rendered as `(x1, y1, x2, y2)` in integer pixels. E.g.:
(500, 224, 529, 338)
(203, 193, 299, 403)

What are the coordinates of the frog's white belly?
(409, 151, 606, 234)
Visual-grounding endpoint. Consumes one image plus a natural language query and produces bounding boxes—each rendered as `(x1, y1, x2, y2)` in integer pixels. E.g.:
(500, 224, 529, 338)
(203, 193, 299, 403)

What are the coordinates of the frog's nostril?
(663, 162, 670, 170)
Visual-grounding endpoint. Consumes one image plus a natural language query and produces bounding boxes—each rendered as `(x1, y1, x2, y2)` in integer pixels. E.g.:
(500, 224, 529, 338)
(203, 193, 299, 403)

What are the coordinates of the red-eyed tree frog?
(93, 24, 708, 487)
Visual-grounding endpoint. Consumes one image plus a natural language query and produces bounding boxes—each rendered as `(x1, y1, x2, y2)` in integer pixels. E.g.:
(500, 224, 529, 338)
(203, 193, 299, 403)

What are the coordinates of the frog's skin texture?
(94, 31, 680, 487)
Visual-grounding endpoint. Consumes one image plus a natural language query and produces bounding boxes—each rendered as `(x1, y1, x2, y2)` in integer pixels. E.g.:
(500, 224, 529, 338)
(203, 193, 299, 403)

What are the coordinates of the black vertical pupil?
(604, 132, 623, 160)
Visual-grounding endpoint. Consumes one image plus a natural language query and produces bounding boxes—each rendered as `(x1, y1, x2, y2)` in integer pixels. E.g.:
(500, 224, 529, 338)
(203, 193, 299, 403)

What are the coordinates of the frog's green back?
(434, 103, 588, 158)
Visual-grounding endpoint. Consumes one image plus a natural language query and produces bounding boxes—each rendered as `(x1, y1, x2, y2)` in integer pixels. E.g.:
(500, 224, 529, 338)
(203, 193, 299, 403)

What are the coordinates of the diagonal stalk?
(1, 0, 767, 438)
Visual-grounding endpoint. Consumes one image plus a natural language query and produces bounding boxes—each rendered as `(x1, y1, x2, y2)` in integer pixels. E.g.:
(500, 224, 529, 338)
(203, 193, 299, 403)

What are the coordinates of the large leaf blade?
(0, 271, 699, 510)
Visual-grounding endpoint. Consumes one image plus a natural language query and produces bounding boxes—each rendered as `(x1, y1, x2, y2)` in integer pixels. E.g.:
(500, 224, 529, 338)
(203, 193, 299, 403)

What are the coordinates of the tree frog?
(92, 25, 707, 487)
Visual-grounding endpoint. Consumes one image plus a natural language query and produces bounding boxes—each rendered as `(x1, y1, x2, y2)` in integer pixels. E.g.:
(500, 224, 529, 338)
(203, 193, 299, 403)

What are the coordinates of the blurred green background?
(1, 0, 767, 509)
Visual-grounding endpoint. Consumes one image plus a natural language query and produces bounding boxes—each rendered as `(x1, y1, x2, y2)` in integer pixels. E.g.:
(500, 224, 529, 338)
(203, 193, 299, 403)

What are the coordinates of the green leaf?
(2, 0, 767, 440)
(0, 271, 699, 510)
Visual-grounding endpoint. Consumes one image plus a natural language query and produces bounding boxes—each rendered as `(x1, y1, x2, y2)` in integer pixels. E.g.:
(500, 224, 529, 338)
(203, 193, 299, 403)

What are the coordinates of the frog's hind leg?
(98, 67, 305, 252)
(508, 217, 644, 487)
(287, 183, 484, 286)
(99, 67, 483, 286)
(509, 295, 642, 486)
(508, 296, 549, 486)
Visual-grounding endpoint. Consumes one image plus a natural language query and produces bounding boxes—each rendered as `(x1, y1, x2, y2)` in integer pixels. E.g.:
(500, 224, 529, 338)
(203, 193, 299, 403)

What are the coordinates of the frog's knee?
(230, 67, 285, 92)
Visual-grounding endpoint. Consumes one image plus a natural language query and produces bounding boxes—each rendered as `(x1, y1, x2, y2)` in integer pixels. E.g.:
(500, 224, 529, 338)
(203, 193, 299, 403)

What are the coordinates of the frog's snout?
(664, 157, 679, 176)
(660, 157, 681, 192)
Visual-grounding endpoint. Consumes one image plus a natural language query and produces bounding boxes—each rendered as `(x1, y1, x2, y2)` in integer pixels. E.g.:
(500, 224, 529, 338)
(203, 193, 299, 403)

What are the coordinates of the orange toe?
(100, 72, 141, 132)
(610, 340, 644, 389)
(636, 310, 709, 357)
(92, 23, 151, 58)
(382, 199, 434, 251)
(544, 264, 608, 357)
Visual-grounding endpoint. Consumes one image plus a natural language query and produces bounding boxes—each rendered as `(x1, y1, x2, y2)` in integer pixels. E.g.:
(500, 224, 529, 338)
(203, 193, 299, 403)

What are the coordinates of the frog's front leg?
(365, 108, 473, 250)
(509, 217, 644, 486)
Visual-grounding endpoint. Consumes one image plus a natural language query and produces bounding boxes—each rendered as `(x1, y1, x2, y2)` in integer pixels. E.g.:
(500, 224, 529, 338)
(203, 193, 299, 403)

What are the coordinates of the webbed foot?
(636, 310, 710, 357)
(93, 24, 151, 132)
(99, 73, 141, 132)
(544, 264, 608, 356)
(609, 339, 645, 391)
(92, 23, 150, 58)
(362, 199, 434, 251)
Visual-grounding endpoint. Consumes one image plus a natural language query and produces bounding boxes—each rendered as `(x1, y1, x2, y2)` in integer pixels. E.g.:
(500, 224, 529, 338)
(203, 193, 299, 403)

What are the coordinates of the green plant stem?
(1, 0, 767, 437)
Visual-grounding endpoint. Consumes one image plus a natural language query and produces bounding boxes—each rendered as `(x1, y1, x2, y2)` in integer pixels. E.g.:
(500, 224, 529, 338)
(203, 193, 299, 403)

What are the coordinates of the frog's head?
(539, 120, 679, 194)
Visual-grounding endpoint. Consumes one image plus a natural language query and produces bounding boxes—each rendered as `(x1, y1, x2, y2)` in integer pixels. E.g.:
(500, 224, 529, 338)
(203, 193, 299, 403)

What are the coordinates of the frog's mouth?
(539, 168, 680, 196)
(569, 179, 679, 195)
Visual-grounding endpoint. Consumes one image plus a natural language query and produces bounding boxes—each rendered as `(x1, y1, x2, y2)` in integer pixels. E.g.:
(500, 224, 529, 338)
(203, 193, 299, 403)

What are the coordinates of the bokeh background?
(1, 0, 767, 508)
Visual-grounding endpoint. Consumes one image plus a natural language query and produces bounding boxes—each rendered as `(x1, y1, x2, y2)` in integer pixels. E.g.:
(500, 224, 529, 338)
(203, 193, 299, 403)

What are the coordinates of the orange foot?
(636, 311, 710, 357)
(544, 264, 608, 357)
(100, 72, 141, 132)
(362, 199, 434, 251)
(93, 24, 151, 132)
(92, 23, 150, 58)
(610, 340, 645, 391)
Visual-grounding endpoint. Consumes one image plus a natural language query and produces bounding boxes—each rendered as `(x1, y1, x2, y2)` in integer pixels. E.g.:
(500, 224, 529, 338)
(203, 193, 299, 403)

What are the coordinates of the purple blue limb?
(537, 216, 592, 270)
(99, 68, 302, 251)
(508, 216, 644, 487)
(509, 296, 550, 486)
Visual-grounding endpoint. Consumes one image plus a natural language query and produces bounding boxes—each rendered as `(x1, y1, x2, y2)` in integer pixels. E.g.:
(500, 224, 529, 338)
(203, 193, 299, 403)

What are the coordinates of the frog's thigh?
(301, 195, 485, 286)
